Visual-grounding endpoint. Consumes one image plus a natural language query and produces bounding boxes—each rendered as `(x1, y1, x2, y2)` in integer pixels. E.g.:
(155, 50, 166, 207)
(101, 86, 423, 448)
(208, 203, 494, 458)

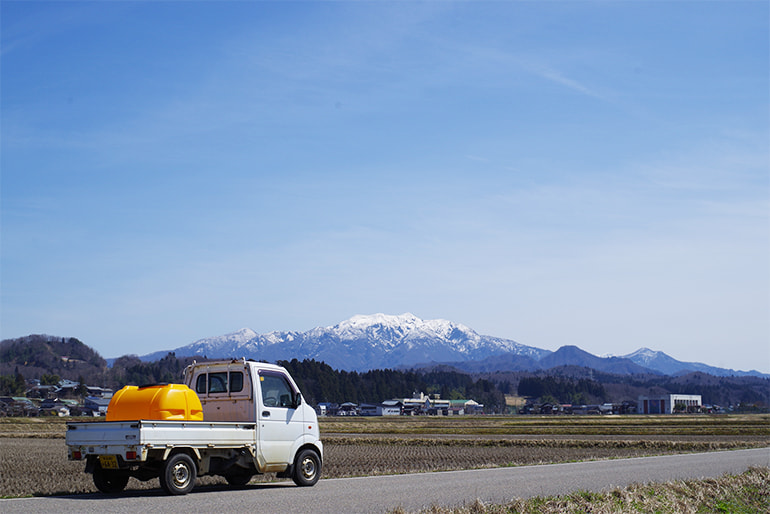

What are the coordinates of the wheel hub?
(172, 463, 190, 486)
(301, 457, 316, 479)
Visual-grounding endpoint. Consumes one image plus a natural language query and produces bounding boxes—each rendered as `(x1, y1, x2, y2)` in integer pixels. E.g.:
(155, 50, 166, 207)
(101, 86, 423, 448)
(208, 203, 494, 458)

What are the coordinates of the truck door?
(256, 369, 304, 466)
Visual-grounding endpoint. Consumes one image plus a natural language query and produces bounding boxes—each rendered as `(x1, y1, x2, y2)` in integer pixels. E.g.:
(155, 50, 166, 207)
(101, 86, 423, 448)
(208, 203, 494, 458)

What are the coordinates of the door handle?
(262, 411, 270, 417)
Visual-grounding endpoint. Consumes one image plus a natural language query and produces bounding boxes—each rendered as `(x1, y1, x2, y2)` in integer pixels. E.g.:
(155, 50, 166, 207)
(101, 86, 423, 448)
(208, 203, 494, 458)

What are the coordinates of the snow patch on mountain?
(624, 347, 661, 363)
(195, 328, 256, 346)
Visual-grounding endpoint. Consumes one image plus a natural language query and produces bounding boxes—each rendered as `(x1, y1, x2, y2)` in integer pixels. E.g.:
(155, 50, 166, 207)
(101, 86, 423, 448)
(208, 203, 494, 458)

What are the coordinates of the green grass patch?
(390, 467, 770, 513)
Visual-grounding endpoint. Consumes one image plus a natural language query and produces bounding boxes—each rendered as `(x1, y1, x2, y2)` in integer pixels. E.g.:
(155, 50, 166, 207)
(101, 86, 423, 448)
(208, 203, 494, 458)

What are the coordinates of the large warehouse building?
(638, 394, 702, 414)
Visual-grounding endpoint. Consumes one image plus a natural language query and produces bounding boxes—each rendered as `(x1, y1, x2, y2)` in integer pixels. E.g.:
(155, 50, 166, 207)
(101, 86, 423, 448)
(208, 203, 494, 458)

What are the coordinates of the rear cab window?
(195, 370, 245, 395)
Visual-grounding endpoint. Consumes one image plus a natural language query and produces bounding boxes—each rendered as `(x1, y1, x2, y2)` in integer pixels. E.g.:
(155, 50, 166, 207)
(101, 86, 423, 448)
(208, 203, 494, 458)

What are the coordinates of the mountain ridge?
(142, 313, 551, 371)
(136, 313, 768, 377)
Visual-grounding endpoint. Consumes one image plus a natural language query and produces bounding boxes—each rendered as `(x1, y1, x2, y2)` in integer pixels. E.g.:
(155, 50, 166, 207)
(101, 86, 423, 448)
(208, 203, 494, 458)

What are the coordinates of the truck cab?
(185, 359, 319, 473)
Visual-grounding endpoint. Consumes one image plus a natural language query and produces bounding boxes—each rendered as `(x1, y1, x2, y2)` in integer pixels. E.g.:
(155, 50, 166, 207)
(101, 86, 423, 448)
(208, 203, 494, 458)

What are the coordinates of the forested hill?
(0, 335, 108, 384)
(0, 335, 202, 391)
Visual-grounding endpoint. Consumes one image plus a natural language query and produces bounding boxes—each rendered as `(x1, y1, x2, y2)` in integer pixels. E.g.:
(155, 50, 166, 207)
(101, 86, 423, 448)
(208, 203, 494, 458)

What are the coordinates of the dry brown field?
(1, 414, 768, 498)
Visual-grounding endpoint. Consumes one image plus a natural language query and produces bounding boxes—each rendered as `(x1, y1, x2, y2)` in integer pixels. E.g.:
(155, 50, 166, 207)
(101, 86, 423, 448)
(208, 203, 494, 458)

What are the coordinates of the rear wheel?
(92, 463, 129, 494)
(292, 448, 321, 487)
(159, 453, 197, 495)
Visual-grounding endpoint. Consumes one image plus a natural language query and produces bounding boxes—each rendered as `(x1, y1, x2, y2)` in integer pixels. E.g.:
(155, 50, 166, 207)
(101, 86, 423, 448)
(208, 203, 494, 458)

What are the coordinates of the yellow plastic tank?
(106, 384, 204, 421)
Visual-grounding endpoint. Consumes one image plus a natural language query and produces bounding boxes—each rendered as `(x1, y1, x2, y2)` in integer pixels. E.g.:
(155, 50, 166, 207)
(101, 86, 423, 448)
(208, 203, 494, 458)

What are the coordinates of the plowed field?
(1, 415, 767, 497)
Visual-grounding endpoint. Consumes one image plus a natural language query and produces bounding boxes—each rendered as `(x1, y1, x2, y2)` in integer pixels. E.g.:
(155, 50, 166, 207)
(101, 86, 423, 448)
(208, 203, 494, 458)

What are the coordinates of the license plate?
(99, 455, 119, 469)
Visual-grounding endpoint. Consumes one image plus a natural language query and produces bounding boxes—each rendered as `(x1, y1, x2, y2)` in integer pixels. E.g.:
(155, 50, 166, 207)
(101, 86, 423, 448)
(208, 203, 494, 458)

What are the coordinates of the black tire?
(93, 463, 129, 494)
(292, 448, 321, 487)
(224, 470, 253, 487)
(159, 453, 197, 495)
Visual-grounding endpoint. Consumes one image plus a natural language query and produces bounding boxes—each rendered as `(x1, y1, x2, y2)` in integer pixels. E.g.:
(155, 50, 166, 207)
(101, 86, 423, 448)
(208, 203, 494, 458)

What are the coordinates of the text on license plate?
(99, 455, 119, 469)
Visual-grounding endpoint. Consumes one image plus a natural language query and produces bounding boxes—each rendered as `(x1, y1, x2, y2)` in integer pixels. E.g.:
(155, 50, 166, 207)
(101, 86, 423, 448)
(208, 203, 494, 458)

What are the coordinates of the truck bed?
(66, 420, 257, 456)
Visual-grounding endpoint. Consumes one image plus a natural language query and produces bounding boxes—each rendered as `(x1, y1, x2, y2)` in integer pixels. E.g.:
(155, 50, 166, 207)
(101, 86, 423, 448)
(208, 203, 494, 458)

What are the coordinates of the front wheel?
(93, 463, 129, 494)
(292, 448, 321, 487)
(159, 453, 197, 495)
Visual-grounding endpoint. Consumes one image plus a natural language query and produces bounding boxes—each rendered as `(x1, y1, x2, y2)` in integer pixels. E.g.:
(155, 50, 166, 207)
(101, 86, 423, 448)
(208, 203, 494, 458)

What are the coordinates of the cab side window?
(229, 372, 244, 392)
(259, 372, 294, 408)
(196, 374, 207, 394)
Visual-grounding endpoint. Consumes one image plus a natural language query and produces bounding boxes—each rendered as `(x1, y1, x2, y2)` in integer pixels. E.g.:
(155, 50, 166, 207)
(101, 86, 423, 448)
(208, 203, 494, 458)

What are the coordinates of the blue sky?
(2, 1, 768, 373)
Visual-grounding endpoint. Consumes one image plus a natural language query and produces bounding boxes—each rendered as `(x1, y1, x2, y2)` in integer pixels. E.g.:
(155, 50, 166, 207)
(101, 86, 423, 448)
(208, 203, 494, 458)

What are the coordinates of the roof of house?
(85, 397, 112, 406)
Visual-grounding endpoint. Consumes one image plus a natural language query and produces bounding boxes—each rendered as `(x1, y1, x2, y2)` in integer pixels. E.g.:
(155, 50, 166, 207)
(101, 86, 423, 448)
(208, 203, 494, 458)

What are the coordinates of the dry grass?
(391, 467, 770, 514)
(0, 437, 229, 497)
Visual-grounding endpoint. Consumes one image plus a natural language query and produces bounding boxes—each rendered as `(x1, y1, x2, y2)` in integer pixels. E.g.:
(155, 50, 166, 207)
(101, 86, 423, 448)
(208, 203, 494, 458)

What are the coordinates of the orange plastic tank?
(106, 384, 204, 421)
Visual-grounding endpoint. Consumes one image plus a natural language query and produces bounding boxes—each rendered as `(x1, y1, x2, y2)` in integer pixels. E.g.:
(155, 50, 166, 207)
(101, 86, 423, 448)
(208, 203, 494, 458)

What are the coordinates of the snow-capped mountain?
(137, 314, 768, 377)
(140, 313, 550, 371)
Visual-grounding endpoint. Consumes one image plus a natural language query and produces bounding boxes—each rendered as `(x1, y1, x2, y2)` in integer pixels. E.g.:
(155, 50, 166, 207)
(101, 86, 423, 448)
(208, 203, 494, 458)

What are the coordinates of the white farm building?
(639, 394, 702, 414)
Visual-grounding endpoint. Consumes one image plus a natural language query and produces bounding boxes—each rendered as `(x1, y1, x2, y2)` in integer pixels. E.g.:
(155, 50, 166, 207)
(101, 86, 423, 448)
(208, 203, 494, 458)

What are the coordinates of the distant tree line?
(279, 359, 505, 411)
(0, 336, 507, 411)
(632, 374, 770, 407)
(517, 375, 607, 404)
(107, 353, 201, 389)
(2, 335, 768, 410)
(581, 368, 770, 407)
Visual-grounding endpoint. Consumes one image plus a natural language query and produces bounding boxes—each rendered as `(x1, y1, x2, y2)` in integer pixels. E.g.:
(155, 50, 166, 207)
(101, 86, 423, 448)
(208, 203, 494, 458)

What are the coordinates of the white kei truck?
(65, 359, 323, 495)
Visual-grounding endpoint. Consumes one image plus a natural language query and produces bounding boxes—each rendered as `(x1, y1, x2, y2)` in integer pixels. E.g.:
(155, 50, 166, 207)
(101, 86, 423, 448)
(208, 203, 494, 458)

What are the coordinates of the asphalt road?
(3, 448, 768, 513)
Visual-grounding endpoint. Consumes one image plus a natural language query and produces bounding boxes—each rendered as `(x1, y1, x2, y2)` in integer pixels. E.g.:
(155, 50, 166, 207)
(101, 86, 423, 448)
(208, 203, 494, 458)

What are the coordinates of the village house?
(448, 399, 484, 415)
(86, 385, 114, 398)
(380, 400, 402, 416)
(338, 402, 358, 415)
(84, 396, 111, 416)
(0, 397, 38, 416)
(39, 398, 70, 416)
(395, 391, 449, 415)
(359, 400, 403, 416)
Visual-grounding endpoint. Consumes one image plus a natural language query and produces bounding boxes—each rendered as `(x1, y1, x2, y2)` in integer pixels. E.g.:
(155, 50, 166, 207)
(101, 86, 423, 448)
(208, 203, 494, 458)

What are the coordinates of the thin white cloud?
(530, 62, 607, 100)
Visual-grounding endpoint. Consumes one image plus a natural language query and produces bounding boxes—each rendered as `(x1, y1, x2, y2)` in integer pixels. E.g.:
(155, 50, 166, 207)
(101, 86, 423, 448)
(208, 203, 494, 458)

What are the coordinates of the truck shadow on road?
(59, 482, 297, 501)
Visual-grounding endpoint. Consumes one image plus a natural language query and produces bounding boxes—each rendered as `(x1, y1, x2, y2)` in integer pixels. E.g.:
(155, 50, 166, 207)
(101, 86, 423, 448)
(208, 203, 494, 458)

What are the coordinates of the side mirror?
(294, 393, 303, 409)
